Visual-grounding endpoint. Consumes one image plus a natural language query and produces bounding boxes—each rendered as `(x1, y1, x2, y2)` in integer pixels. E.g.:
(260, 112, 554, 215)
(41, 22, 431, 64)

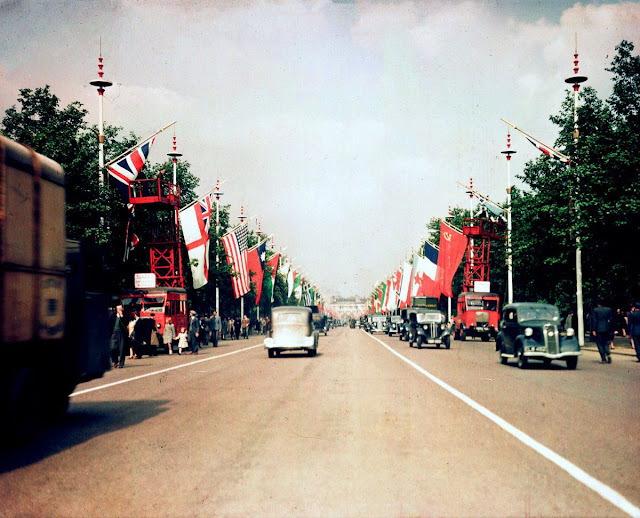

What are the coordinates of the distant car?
(408, 310, 451, 349)
(386, 315, 402, 336)
(368, 315, 387, 333)
(496, 303, 581, 369)
(265, 306, 319, 358)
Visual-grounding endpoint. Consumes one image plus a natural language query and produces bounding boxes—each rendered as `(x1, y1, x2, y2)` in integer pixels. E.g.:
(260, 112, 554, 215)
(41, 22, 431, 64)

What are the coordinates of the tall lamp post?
(501, 131, 516, 304)
(238, 206, 247, 322)
(89, 40, 112, 188)
(214, 180, 224, 313)
(564, 34, 588, 347)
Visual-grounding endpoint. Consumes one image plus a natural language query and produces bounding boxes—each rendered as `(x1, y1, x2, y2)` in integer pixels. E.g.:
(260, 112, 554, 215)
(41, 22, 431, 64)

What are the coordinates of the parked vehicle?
(454, 292, 500, 341)
(496, 303, 581, 369)
(312, 313, 328, 336)
(408, 309, 452, 349)
(0, 136, 111, 441)
(386, 315, 402, 336)
(265, 306, 319, 357)
(367, 314, 387, 333)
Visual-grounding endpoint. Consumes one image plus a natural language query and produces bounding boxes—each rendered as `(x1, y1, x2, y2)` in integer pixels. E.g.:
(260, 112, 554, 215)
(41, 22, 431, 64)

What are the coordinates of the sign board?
(134, 273, 157, 289)
(411, 296, 439, 309)
(474, 281, 491, 293)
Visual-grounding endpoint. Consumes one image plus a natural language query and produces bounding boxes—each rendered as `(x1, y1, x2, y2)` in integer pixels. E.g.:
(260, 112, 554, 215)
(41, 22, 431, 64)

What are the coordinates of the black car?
(496, 303, 581, 369)
(408, 309, 451, 349)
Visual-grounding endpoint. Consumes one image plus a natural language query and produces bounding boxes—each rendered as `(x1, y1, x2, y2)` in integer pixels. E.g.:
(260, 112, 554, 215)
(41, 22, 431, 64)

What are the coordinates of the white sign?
(474, 281, 491, 293)
(135, 273, 157, 289)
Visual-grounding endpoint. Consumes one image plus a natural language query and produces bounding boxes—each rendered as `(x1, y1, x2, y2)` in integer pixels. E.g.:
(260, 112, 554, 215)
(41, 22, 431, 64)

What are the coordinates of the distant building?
(330, 296, 366, 319)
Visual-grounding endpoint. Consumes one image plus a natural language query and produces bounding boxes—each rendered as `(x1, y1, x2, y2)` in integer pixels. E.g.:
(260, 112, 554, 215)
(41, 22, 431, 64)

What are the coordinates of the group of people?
(587, 298, 640, 364)
(109, 307, 271, 369)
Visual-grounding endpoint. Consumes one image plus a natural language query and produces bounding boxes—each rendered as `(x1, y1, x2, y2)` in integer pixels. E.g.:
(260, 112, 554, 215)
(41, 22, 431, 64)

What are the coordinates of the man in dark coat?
(109, 305, 128, 368)
(589, 297, 614, 364)
(627, 303, 640, 362)
(188, 310, 200, 354)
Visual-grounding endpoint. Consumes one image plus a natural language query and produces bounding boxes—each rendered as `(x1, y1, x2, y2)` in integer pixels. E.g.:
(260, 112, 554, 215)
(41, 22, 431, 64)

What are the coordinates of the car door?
(501, 308, 519, 353)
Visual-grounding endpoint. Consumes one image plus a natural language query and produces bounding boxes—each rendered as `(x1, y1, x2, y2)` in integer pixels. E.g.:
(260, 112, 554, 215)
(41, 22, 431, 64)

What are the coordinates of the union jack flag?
(108, 138, 155, 200)
(222, 222, 250, 298)
(199, 192, 215, 236)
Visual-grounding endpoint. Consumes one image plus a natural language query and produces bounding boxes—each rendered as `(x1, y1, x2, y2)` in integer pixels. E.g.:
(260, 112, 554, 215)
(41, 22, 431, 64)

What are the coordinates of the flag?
(399, 261, 412, 309)
(287, 267, 295, 298)
(421, 241, 440, 297)
(108, 138, 155, 201)
(179, 190, 215, 289)
(387, 269, 400, 311)
(293, 273, 303, 302)
(411, 253, 427, 298)
(380, 282, 388, 313)
(264, 253, 280, 303)
(303, 284, 314, 306)
(222, 222, 250, 298)
(436, 220, 467, 298)
(526, 137, 570, 163)
(247, 240, 267, 305)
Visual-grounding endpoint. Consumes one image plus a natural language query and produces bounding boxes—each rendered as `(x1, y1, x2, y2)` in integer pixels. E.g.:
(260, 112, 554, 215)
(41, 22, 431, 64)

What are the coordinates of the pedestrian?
(627, 302, 640, 362)
(235, 317, 241, 340)
(200, 316, 208, 347)
(210, 311, 222, 347)
(615, 308, 628, 337)
(220, 316, 226, 340)
(242, 314, 250, 339)
(163, 317, 177, 355)
(128, 312, 139, 359)
(176, 327, 188, 355)
(188, 310, 200, 354)
(227, 317, 234, 340)
(150, 321, 161, 356)
(589, 297, 614, 364)
(109, 305, 127, 368)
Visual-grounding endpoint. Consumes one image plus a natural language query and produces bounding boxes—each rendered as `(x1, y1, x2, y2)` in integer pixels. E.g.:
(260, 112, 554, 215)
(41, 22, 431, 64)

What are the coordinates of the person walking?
(242, 314, 250, 339)
(176, 327, 188, 355)
(627, 302, 640, 362)
(210, 311, 222, 347)
(227, 317, 235, 340)
(188, 310, 200, 354)
(163, 317, 177, 355)
(589, 297, 614, 364)
(128, 312, 139, 359)
(235, 316, 241, 340)
(109, 305, 127, 368)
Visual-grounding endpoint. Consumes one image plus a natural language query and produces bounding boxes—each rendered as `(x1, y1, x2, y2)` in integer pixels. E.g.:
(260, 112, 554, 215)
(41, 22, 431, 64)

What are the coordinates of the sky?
(1, 0, 639, 299)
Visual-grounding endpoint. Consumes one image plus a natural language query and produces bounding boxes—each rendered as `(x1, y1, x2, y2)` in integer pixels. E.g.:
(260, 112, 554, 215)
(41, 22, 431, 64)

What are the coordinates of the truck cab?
(454, 292, 500, 341)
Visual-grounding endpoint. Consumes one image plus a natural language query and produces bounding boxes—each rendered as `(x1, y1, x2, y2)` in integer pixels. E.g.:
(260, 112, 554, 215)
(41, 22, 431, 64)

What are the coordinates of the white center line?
(71, 344, 263, 397)
(364, 331, 640, 518)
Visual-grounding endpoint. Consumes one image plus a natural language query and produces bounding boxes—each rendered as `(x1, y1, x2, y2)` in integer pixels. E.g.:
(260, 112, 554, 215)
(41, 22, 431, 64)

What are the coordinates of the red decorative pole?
(166, 129, 182, 191)
(501, 131, 516, 303)
(89, 39, 112, 189)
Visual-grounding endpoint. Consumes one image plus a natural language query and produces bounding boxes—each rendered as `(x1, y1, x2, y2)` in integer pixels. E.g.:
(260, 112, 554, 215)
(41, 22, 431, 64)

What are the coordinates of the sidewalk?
(581, 335, 637, 357)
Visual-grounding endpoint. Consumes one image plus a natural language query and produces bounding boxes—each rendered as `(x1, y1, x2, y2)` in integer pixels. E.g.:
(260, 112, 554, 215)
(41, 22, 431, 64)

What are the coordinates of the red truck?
(453, 291, 501, 342)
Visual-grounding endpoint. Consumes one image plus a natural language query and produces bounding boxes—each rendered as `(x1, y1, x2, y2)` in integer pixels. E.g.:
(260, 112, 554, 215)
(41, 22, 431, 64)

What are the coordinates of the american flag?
(222, 222, 250, 298)
(108, 138, 155, 200)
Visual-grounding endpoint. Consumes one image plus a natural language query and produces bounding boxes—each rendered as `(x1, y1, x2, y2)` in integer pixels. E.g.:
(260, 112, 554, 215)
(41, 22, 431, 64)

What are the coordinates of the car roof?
(458, 292, 500, 298)
(271, 306, 312, 314)
(502, 302, 558, 311)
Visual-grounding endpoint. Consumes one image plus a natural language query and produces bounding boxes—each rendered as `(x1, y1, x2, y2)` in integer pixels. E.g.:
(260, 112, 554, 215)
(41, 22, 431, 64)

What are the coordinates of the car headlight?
(566, 328, 575, 337)
(423, 325, 428, 330)
(524, 327, 533, 337)
(440, 323, 445, 330)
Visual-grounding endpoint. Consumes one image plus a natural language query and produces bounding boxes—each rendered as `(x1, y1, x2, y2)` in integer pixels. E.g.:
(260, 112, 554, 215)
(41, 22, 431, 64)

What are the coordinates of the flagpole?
(565, 34, 588, 348)
(101, 121, 177, 170)
(500, 118, 570, 162)
(214, 180, 224, 314)
(501, 130, 516, 304)
(89, 39, 112, 188)
(238, 206, 247, 326)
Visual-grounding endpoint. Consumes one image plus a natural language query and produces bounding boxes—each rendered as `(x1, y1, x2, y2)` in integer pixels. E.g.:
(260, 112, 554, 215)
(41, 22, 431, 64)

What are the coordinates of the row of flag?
(369, 220, 467, 314)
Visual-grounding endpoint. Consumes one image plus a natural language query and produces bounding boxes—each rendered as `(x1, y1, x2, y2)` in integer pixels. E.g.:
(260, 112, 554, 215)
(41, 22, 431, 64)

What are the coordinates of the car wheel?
(566, 357, 578, 370)
(444, 336, 451, 350)
(268, 349, 276, 358)
(517, 348, 528, 369)
(416, 336, 423, 349)
(308, 349, 316, 357)
(498, 342, 508, 364)
(543, 358, 552, 368)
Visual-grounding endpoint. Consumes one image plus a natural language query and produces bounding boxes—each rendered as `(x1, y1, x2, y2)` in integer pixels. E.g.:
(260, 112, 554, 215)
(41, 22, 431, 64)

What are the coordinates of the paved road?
(1, 328, 639, 517)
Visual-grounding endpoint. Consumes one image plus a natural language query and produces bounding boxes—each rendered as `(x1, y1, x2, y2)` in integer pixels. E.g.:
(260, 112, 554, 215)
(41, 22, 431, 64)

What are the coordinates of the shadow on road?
(0, 399, 170, 473)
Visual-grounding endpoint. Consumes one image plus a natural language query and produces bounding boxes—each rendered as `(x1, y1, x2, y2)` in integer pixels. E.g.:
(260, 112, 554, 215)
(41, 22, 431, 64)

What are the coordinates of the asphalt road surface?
(1, 327, 639, 517)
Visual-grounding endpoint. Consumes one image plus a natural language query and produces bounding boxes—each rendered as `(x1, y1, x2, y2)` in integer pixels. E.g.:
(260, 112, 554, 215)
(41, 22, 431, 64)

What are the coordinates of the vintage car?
(264, 306, 319, 357)
(408, 309, 451, 349)
(453, 292, 501, 341)
(312, 313, 328, 336)
(386, 315, 403, 336)
(496, 303, 581, 369)
(367, 314, 387, 333)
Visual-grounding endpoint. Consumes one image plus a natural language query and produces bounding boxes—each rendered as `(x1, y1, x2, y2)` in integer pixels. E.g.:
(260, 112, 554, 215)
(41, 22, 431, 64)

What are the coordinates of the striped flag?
(222, 222, 250, 298)
(108, 138, 155, 201)
(526, 137, 570, 163)
(179, 190, 215, 289)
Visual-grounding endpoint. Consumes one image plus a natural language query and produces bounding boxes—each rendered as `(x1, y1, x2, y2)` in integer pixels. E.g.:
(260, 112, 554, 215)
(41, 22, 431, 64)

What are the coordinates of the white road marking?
(71, 344, 263, 397)
(364, 331, 640, 518)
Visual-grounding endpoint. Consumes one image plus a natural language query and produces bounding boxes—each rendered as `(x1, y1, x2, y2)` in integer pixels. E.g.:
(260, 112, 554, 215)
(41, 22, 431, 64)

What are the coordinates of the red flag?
(436, 220, 467, 298)
(247, 240, 267, 305)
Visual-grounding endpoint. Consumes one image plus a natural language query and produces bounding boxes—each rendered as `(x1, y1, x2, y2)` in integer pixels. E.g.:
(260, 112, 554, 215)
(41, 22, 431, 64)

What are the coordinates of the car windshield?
(518, 306, 560, 322)
(416, 312, 443, 323)
(372, 316, 386, 322)
(391, 316, 402, 323)
(483, 299, 498, 311)
(274, 312, 307, 324)
(466, 298, 483, 309)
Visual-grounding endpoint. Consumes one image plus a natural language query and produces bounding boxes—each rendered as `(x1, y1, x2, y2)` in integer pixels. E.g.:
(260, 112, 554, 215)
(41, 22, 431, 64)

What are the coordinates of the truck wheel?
(517, 348, 528, 369)
(8, 368, 42, 443)
(480, 332, 489, 342)
(460, 328, 467, 341)
(566, 357, 578, 370)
